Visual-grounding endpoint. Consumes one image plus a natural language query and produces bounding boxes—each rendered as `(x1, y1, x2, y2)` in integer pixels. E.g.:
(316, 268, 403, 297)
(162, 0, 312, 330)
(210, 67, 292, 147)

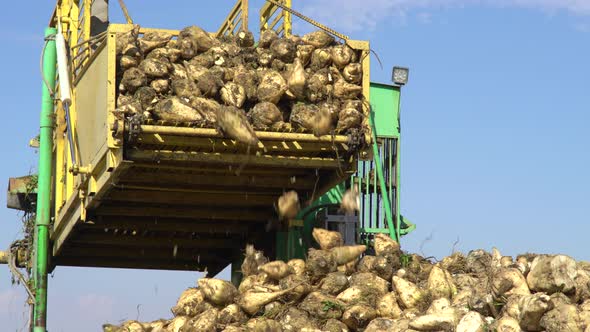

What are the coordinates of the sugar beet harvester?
(3, 1, 413, 331)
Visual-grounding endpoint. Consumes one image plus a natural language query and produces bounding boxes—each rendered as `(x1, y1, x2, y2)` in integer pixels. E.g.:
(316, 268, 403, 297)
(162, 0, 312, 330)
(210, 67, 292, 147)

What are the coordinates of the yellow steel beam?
(130, 163, 309, 178)
(68, 1, 79, 202)
(269, 11, 285, 31)
(140, 125, 349, 144)
(242, 1, 249, 30)
(260, 0, 290, 35)
(54, 0, 80, 215)
(82, 0, 91, 66)
(96, 205, 273, 221)
(217, 0, 248, 37)
(58, 245, 229, 268)
(120, 169, 316, 189)
(283, 0, 292, 36)
(106, 189, 277, 207)
(113, 184, 280, 196)
(260, 2, 279, 25)
(117, 0, 134, 24)
(86, 218, 253, 233)
(127, 150, 347, 169)
(136, 133, 347, 155)
(221, 8, 239, 36)
(72, 233, 242, 249)
(106, 30, 120, 148)
(54, 256, 223, 272)
(60, 246, 230, 262)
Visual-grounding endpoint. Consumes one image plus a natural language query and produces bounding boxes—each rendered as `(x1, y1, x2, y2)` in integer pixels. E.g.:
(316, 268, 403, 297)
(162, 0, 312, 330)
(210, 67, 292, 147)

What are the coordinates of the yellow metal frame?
(217, 0, 249, 37)
(50, 23, 126, 256)
(347, 40, 372, 148)
(260, 0, 292, 36)
(46, 0, 373, 266)
(258, 1, 371, 146)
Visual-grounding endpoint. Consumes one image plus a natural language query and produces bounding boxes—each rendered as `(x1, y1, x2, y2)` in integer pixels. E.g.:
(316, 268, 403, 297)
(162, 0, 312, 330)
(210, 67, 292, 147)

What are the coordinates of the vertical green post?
(33, 27, 57, 332)
(394, 93, 403, 241)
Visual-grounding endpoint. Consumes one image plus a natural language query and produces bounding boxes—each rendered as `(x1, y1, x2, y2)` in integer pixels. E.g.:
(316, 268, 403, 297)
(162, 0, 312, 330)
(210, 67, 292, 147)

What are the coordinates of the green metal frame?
(277, 82, 414, 260)
(368, 107, 397, 241)
(358, 83, 412, 241)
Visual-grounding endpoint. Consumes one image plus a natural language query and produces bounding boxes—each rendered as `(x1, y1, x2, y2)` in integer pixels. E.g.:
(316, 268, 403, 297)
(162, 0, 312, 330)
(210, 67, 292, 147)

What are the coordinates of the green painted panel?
(370, 83, 400, 138)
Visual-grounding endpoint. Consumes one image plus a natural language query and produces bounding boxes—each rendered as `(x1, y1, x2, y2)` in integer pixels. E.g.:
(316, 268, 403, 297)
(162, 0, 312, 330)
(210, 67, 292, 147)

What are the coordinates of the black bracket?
(347, 128, 364, 152)
(126, 114, 144, 145)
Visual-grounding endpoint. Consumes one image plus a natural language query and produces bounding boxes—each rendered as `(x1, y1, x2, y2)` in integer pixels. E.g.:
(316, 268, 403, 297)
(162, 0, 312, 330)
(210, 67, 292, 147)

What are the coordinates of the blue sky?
(1, 0, 589, 330)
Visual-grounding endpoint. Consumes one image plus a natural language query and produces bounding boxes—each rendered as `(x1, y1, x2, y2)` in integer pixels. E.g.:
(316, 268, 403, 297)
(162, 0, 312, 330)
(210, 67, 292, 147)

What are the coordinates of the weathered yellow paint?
(283, 0, 292, 36)
(140, 125, 350, 143)
(107, 32, 121, 149)
(118, 0, 134, 24)
(259, 0, 291, 35)
(82, 0, 91, 66)
(217, 0, 249, 37)
(127, 150, 347, 169)
(54, 1, 81, 212)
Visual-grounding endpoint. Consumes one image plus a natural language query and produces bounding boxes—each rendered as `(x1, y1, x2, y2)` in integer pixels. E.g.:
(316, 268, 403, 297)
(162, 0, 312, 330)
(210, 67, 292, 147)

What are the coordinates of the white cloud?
(299, 0, 590, 32)
(77, 293, 115, 317)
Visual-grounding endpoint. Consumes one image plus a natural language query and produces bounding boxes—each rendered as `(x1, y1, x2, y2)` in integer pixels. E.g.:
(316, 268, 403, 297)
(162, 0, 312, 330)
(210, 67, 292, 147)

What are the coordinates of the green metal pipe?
(33, 27, 57, 332)
(368, 108, 399, 242)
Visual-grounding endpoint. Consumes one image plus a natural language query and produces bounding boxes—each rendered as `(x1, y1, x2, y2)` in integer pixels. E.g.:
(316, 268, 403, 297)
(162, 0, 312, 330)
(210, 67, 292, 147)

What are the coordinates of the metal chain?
(264, 0, 349, 40)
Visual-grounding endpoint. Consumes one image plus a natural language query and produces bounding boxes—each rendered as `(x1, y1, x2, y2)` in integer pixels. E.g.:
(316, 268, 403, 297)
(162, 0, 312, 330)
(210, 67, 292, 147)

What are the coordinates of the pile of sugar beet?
(103, 228, 590, 332)
(116, 25, 366, 145)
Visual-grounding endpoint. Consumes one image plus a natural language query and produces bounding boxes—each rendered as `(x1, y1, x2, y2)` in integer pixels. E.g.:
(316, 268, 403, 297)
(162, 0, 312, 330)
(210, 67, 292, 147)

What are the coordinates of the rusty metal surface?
(7, 176, 37, 211)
